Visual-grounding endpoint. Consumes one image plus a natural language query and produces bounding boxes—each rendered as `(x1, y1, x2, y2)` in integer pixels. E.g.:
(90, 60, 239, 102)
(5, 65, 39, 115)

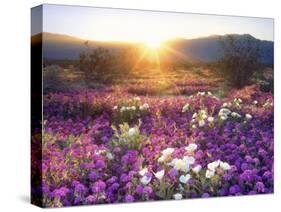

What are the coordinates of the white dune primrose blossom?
(185, 143, 198, 152)
(139, 167, 148, 176)
(205, 169, 215, 178)
(219, 161, 231, 171)
(207, 160, 220, 171)
(173, 193, 183, 200)
(198, 119, 205, 127)
(106, 152, 114, 160)
(142, 103, 149, 110)
(182, 103, 190, 113)
(120, 106, 126, 112)
(207, 116, 214, 123)
(179, 174, 191, 184)
(154, 170, 165, 180)
(192, 164, 202, 174)
(128, 127, 138, 137)
(192, 112, 197, 119)
(245, 114, 253, 120)
(231, 112, 242, 118)
(162, 148, 175, 157)
(157, 155, 166, 163)
(140, 175, 151, 185)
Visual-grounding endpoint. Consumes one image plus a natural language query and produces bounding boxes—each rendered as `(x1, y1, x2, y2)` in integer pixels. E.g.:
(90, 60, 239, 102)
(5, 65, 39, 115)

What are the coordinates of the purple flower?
(92, 180, 106, 193)
(229, 185, 240, 195)
(124, 195, 134, 202)
(256, 182, 265, 193)
(136, 185, 144, 195)
(89, 171, 99, 181)
(95, 159, 105, 169)
(202, 193, 210, 198)
(85, 195, 96, 204)
(53, 187, 69, 199)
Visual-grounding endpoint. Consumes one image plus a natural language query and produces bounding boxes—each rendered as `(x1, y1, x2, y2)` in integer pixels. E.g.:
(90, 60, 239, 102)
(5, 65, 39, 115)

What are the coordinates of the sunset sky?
(34, 4, 274, 43)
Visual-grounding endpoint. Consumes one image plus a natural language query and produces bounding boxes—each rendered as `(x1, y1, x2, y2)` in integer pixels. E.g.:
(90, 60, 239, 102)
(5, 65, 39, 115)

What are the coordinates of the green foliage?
(113, 97, 149, 124)
(79, 47, 115, 84)
(219, 35, 261, 88)
(109, 121, 145, 150)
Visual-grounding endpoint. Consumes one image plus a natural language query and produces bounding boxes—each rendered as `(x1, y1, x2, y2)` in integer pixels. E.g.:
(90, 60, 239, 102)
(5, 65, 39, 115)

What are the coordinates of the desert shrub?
(219, 35, 261, 88)
(43, 65, 64, 92)
(78, 47, 115, 84)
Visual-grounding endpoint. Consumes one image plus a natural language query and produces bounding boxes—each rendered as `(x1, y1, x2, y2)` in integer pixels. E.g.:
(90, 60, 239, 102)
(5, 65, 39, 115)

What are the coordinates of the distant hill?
(37, 32, 273, 65)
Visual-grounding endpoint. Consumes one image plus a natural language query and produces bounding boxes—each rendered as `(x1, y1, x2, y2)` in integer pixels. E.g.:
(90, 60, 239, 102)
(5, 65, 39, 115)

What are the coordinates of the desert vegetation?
(33, 33, 273, 207)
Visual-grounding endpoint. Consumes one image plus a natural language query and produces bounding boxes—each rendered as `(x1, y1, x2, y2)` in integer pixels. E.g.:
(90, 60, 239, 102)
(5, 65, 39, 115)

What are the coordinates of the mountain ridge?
(36, 32, 273, 65)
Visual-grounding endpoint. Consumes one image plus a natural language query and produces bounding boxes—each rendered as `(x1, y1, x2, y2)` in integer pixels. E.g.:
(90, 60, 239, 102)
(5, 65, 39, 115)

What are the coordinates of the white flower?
(192, 112, 197, 119)
(253, 100, 258, 105)
(174, 159, 185, 170)
(198, 119, 205, 127)
(157, 155, 166, 163)
(183, 156, 195, 165)
(168, 158, 178, 167)
(231, 112, 241, 118)
(174, 159, 190, 173)
(185, 143, 198, 152)
(220, 115, 228, 120)
(154, 170, 165, 180)
(207, 160, 220, 171)
(173, 193, 183, 200)
(205, 169, 215, 178)
(120, 106, 126, 112)
(179, 174, 191, 184)
(142, 103, 149, 110)
(219, 108, 231, 116)
(134, 97, 141, 101)
(238, 98, 242, 103)
(245, 114, 252, 120)
(207, 91, 212, 96)
(207, 116, 214, 123)
(220, 161, 231, 171)
(139, 106, 144, 110)
(139, 167, 148, 176)
(106, 152, 114, 160)
(182, 103, 190, 113)
(140, 175, 151, 185)
(113, 106, 118, 110)
(128, 128, 137, 137)
(162, 148, 175, 157)
(126, 106, 131, 110)
(131, 106, 136, 110)
(192, 124, 197, 129)
(192, 165, 202, 174)
(222, 103, 228, 107)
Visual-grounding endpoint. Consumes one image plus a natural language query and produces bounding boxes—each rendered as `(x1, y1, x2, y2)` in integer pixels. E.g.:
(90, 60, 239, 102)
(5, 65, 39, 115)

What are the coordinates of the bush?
(219, 35, 261, 88)
(78, 47, 115, 84)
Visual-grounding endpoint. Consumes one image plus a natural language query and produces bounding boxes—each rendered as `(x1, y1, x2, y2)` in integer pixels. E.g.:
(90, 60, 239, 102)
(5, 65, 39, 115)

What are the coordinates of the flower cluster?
(33, 83, 273, 207)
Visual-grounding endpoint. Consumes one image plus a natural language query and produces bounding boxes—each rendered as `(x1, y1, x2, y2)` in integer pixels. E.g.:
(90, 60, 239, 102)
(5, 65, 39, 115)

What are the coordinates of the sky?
(33, 4, 274, 43)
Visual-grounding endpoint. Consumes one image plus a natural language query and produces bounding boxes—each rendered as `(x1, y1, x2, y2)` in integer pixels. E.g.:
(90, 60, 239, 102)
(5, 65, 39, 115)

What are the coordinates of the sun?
(144, 39, 163, 49)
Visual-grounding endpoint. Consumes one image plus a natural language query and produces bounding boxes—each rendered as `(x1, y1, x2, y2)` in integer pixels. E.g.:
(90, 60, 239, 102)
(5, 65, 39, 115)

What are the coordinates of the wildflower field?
(32, 67, 274, 207)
